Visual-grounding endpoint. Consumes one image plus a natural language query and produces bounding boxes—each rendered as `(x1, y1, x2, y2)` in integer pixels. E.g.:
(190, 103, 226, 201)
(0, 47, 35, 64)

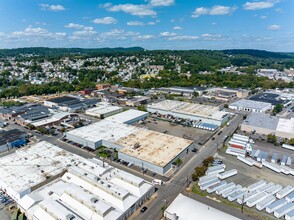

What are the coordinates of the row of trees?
(192, 156, 214, 181)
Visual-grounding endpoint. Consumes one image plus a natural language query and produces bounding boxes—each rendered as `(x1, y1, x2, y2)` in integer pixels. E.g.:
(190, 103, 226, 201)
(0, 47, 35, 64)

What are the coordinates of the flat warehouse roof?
(276, 118, 294, 134)
(148, 100, 227, 121)
(85, 103, 122, 116)
(117, 130, 193, 167)
(0, 141, 82, 198)
(229, 99, 272, 110)
(47, 96, 78, 104)
(106, 109, 149, 124)
(165, 194, 240, 220)
(242, 113, 279, 130)
(0, 129, 27, 146)
(66, 120, 141, 143)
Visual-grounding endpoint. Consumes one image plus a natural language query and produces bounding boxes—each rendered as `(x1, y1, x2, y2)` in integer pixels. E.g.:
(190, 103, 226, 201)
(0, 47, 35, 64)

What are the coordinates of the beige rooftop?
(117, 130, 193, 167)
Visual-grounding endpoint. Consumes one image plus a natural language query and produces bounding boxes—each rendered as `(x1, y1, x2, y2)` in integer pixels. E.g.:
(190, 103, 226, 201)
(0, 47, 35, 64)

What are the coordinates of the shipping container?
(199, 173, 218, 183)
(222, 185, 242, 198)
(199, 178, 220, 190)
(237, 191, 257, 204)
(265, 184, 283, 195)
(282, 144, 294, 151)
(246, 192, 268, 207)
(274, 203, 294, 218)
(287, 157, 292, 166)
(257, 151, 264, 162)
(254, 150, 260, 158)
(250, 149, 256, 157)
(277, 186, 294, 199)
(228, 190, 245, 202)
(237, 156, 254, 166)
(271, 153, 278, 163)
(207, 181, 227, 193)
(218, 169, 237, 180)
(205, 168, 225, 176)
(256, 195, 276, 211)
(232, 134, 249, 142)
(216, 182, 235, 195)
(247, 180, 267, 192)
(286, 192, 294, 202)
(281, 155, 288, 166)
(258, 183, 275, 193)
(285, 209, 294, 220)
(262, 161, 281, 173)
(266, 198, 287, 214)
(262, 152, 268, 162)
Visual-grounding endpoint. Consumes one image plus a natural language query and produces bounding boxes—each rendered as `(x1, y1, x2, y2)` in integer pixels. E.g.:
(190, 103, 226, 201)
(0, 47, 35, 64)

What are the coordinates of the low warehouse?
(229, 99, 272, 113)
(117, 130, 193, 175)
(147, 100, 229, 126)
(66, 120, 141, 150)
(85, 102, 123, 119)
(241, 113, 294, 139)
(105, 109, 149, 124)
(0, 129, 27, 152)
(66, 120, 193, 175)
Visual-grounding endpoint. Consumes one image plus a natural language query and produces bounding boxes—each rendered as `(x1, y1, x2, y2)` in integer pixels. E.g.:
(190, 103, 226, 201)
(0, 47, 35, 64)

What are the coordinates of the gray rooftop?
(230, 99, 272, 110)
(243, 113, 279, 130)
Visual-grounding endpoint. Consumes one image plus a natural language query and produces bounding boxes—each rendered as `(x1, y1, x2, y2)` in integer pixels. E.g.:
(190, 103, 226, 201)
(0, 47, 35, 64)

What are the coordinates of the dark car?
(141, 206, 148, 213)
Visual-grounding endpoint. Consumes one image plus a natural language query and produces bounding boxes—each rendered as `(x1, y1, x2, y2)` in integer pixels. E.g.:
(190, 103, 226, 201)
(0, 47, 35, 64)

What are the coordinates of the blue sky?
(0, 0, 293, 51)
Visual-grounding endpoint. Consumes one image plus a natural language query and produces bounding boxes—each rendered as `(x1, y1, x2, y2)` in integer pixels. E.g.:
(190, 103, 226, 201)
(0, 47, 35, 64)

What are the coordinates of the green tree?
(267, 134, 277, 144)
(137, 105, 147, 112)
(287, 138, 294, 145)
(273, 104, 283, 115)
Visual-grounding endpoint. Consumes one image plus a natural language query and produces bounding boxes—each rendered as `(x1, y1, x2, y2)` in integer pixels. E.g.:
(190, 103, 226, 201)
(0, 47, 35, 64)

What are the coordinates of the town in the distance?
(1, 48, 294, 220)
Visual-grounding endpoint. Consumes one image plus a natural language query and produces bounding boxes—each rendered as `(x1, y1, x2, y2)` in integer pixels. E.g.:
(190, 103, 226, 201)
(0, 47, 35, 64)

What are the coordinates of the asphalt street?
(135, 114, 243, 220)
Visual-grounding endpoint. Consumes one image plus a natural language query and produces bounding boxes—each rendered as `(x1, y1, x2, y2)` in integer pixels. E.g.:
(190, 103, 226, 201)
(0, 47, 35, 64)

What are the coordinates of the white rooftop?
(229, 99, 272, 110)
(105, 109, 149, 124)
(165, 194, 240, 220)
(18, 156, 153, 220)
(276, 117, 294, 134)
(31, 111, 70, 127)
(66, 120, 141, 143)
(85, 102, 122, 117)
(148, 100, 227, 121)
(0, 141, 82, 201)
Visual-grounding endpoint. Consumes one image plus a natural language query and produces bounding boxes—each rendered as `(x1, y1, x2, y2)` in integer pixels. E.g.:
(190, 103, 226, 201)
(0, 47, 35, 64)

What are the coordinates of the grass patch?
(192, 184, 207, 197)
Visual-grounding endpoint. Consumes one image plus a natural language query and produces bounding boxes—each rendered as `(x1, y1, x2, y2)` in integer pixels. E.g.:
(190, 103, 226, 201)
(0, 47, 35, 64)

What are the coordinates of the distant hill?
(0, 47, 145, 57)
(223, 49, 294, 59)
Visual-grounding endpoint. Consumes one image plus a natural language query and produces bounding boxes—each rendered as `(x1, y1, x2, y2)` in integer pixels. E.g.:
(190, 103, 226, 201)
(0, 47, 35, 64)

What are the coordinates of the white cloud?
(192, 5, 237, 18)
(267, 24, 281, 30)
(173, 26, 182, 30)
(65, 23, 85, 29)
(260, 15, 268, 19)
(102, 3, 156, 16)
(127, 21, 145, 26)
(134, 35, 155, 40)
(149, 0, 174, 7)
(39, 4, 65, 11)
(92, 17, 117, 24)
(147, 21, 156, 25)
(243, 1, 276, 10)
(168, 35, 198, 40)
(160, 32, 177, 37)
(201, 33, 222, 40)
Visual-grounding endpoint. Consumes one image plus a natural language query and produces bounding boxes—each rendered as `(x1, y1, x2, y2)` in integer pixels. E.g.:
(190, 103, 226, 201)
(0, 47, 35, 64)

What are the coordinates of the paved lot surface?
(138, 117, 214, 144)
(217, 147, 294, 187)
(0, 204, 11, 220)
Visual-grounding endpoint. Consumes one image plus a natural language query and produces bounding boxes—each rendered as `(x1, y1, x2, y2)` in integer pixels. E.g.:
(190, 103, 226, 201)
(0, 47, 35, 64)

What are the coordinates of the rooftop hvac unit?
(133, 142, 141, 149)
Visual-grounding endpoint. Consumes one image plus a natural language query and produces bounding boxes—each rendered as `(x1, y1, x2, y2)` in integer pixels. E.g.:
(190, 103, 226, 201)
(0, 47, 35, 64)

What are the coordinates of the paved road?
(136, 114, 243, 220)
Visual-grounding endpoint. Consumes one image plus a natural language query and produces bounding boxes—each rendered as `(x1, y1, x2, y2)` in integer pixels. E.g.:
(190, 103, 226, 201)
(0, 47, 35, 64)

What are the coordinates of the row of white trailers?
(199, 176, 294, 219)
(236, 155, 294, 176)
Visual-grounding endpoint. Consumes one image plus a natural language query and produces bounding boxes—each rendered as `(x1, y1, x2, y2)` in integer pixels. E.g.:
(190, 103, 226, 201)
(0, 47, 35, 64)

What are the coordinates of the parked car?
(141, 206, 148, 213)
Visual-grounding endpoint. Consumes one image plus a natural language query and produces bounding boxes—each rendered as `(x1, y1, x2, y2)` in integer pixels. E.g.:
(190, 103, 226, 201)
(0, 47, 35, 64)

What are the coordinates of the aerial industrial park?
(0, 81, 294, 220)
(0, 0, 294, 218)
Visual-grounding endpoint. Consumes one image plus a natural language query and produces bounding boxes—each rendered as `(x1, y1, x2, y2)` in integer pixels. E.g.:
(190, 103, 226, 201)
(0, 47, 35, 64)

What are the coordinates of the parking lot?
(217, 149, 294, 187)
(138, 117, 214, 145)
(0, 191, 14, 220)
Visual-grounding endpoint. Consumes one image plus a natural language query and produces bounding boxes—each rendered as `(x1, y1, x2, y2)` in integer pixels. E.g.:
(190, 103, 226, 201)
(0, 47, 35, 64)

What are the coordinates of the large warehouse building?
(0, 141, 154, 220)
(241, 113, 294, 139)
(66, 120, 141, 150)
(117, 130, 193, 175)
(66, 120, 193, 175)
(105, 109, 149, 124)
(85, 102, 123, 119)
(147, 100, 229, 126)
(229, 99, 272, 113)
